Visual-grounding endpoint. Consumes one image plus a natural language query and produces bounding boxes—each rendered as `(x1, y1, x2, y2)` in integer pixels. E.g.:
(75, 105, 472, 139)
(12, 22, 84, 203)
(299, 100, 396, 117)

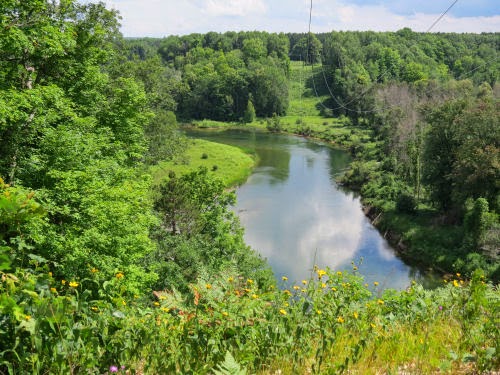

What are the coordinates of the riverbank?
(150, 138, 256, 187)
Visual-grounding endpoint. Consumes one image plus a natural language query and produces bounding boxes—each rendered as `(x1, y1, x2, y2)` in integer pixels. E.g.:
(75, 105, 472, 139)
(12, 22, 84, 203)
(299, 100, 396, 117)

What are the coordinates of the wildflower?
(302, 279, 307, 285)
(91, 306, 99, 312)
(377, 299, 384, 305)
(154, 302, 160, 306)
(453, 280, 459, 287)
(301, 289, 306, 293)
(244, 288, 251, 293)
(284, 302, 289, 307)
(279, 309, 287, 315)
(353, 266, 358, 271)
(337, 271, 342, 276)
(438, 306, 443, 311)
(161, 307, 169, 313)
(282, 276, 288, 281)
(205, 283, 212, 289)
(121, 366, 125, 371)
(25, 315, 31, 321)
(48, 272, 52, 277)
(293, 285, 300, 290)
(109, 366, 118, 373)
(122, 300, 126, 306)
(316, 310, 322, 315)
(320, 282, 326, 288)
(331, 287, 337, 292)
(50, 287, 57, 293)
(337, 316, 344, 323)
(69, 281, 79, 288)
(283, 289, 292, 296)
(115, 272, 124, 279)
(61, 280, 66, 285)
(228, 277, 234, 282)
(370, 323, 376, 328)
(373, 281, 379, 286)
(353, 311, 359, 319)
(91, 268, 98, 273)
(252, 294, 259, 299)
(456, 273, 461, 277)
(317, 269, 326, 278)
(247, 279, 253, 285)
(222, 311, 228, 317)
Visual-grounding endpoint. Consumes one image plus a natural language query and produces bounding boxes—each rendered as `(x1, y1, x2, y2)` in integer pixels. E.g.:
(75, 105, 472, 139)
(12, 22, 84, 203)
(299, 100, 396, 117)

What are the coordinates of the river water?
(187, 128, 437, 290)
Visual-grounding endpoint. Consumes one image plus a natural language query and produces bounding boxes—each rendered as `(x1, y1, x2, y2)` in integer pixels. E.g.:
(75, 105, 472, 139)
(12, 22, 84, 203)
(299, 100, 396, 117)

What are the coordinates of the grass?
(149, 138, 256, 187)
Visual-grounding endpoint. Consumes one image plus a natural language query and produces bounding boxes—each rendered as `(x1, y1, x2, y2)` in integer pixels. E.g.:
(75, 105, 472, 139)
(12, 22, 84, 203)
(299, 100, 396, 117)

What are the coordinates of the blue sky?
(94, 0, 500, 37)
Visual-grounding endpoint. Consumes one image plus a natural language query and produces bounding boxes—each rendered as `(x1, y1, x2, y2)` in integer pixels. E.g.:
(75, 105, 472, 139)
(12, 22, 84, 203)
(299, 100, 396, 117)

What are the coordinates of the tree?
(243, 100, 256, 123)
(291, 33, 322, 64)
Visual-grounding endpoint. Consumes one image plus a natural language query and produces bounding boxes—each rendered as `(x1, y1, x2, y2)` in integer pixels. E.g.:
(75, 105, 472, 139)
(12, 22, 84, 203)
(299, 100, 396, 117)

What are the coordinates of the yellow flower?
(337, 316, 344, 323)
(316, 310, 322, 315)
(293, 285, 300, 290)
(162, 307, 170, 313)
(115, 272, 124, 279)
(48, 272, 52, 277)
(228, 277, 234, 283)
(353, 311, 359, 319)
(244, 288, 251, 293)
(302, 279, 307, 285)
(222, 311, 228, 317)
(453, 280, 459, 287)
(353, 266, 358, 271)
(247, 279, 253, 285)
(317, 269, 326, 278)
(377, 299, 384, 305)
(91, 268, 98, 273)
(284, 302, 289, 307)
(205, 283, 212, 289)
(91, 306, 99, 312)
(69, 281, 79, 288)
(122, 300, 126, 306)
(301, 289, 307, 293)
(337, 271, 342, 276)
(279, 309, 287, 315)
(283, 290, 292, 296)
(25, 315, 31, 321)
(282, 276, 288, 281)
(373, 281, 379, 286)
(61, 280, 66, 285)
(154, 302, 160, 306)
(321, 283, 327, 288)
(456, 273, 461, 277)
(370, 323, 376, 328)
(331, 287, 337, 292)
(252, 294, 259, 299)
(50, 287, 57, 293)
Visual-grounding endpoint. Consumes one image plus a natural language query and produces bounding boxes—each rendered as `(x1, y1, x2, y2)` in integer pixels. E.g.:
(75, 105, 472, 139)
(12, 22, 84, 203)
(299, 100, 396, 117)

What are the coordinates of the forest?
(0, 0, 498, 373)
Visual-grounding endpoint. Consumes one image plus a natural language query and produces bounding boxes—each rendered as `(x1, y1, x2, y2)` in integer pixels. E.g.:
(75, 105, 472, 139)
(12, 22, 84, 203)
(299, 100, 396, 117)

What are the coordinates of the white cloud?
(84, 0, 499, 36)
(205, 0, 267, 17)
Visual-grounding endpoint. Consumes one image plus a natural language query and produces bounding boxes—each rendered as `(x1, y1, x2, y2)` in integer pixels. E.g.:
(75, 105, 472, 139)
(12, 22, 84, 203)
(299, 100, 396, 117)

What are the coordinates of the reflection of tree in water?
(255, 146, 290, 184)
(328, 148, 351, 184)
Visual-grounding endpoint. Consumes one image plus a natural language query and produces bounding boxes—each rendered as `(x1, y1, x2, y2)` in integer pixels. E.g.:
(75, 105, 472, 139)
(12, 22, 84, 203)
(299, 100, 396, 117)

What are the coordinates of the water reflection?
(186, 129, 437, 290)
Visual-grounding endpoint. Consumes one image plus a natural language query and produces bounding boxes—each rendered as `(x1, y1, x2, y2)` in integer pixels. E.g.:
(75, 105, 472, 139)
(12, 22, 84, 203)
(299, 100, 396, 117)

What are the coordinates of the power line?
(426, 0, 459, 33)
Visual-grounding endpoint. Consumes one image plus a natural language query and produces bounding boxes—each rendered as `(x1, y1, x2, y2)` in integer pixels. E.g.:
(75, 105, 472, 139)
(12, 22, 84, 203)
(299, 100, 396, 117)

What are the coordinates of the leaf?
(212, 351, 247, 375)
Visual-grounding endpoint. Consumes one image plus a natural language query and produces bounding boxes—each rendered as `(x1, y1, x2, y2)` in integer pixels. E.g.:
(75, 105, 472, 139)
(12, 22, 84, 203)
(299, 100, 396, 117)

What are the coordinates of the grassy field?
(150, 138, 256, 187)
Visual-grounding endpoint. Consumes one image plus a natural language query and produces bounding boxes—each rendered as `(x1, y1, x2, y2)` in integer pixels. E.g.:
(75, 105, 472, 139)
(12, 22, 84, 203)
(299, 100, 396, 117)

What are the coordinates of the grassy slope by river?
(150, 138, 256, 187)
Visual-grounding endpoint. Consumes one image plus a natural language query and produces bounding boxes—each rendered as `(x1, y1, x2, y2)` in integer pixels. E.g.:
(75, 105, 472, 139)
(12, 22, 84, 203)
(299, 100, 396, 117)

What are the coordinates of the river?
(187, 128, 438, 290)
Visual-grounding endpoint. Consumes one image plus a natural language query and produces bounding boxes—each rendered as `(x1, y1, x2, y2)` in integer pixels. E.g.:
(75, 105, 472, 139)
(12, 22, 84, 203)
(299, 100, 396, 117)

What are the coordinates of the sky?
(90, 0, 500, 37)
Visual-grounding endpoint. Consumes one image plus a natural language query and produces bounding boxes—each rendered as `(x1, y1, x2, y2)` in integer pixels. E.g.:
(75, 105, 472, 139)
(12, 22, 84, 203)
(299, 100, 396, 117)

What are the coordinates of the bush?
(201, 153, 208, 159)
(396, 193, 417, 214)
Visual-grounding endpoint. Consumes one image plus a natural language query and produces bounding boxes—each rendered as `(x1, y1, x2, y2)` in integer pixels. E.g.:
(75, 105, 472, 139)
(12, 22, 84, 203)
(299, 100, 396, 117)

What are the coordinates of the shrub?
(396, 193, 417, 214)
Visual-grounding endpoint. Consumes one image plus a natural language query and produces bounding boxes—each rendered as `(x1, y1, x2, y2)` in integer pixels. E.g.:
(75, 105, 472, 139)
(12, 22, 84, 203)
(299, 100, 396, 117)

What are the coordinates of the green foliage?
(1, 265, 498, 374)
(396, 193, 417, 215)
(242, 100, 256, 123)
